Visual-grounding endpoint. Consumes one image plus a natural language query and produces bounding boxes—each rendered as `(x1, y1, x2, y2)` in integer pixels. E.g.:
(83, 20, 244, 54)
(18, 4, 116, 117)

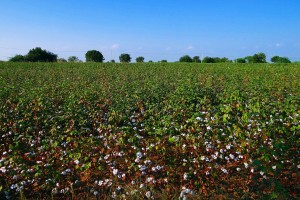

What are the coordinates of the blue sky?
(1, 0, 300, 62)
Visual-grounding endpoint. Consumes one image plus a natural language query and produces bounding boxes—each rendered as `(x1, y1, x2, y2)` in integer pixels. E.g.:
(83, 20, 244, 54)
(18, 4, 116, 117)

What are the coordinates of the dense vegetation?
(0, 62, 299, 199)
(85, 50, 104, 63)
(9, 48, 57, 62)
(8, 46, 296, 64)
(119, 54, 132, 63)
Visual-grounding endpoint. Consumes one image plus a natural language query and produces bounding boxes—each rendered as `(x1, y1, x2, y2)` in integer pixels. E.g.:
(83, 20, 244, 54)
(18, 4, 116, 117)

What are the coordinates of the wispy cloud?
(275, 43, 283, 47)
(110, 44, 120, 50)
(165, 46, 171, 51)
(187, 45, 194, 50)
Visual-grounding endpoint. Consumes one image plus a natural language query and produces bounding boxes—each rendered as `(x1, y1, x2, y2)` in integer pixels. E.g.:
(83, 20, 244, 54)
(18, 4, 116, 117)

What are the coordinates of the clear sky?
(1, 0, 300, 62)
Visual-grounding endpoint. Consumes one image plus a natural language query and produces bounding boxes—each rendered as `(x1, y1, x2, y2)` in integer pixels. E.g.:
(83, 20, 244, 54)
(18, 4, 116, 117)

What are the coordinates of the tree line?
(180, 53, 291, 64)
(8, 47, 293, 64)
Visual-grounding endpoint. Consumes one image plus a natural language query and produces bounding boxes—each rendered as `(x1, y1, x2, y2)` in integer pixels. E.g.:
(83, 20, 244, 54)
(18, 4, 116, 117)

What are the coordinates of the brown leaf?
(80, 170, 90, 182)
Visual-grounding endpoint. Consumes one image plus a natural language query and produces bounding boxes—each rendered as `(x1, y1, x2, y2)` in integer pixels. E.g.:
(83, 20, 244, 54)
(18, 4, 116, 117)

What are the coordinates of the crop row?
(0, 63, 299, 199)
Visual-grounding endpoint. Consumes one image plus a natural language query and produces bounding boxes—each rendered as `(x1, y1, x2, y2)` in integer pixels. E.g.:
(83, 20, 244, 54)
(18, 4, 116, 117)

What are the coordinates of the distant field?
(0, 62, 299, 199)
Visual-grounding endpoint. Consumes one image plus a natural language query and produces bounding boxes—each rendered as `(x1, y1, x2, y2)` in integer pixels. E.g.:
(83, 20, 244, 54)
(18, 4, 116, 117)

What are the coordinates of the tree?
(202, 57, 216, 63)
(271, 56, 291, 63)
(193, 56, 201, 63)
(245, 56, 254, 63)
(26, 47, 57, 62)
(202, 57, 231, 63)
(119, 53, 131, 63)
(161, 60, 168, 63)
(136, 56, 145, 63)
(252, 52, 266, 63)
(68, 56, 80, 62)
(271, 56, 280, 63)
(245, 53, 267, 63)
(218, 57, 231, 63)
(57, 58, 67, 62)
(179, 55, 193, 62)
(148, 60, 153, 63)
(236, 58, 246, 63)
(9, 55, 25, 62)
(110, 59, 116, 63)
(85, 50, 104, 62)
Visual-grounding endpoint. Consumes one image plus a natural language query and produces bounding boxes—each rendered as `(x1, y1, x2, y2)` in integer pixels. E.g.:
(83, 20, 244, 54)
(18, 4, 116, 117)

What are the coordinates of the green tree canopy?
(192, 56, 201, 63)
(245, 53, 267, 63)
(202, 57, 231, 63)
(271, 56, 291, 63)
(68, 56, 80, 62)
(245, 56, 254, 63)
(217, 57, 231, 63)
(9, 55, 26, 62)
(57, 58, 67, 62)
(252, 52, 267, 63)
(202, 57, 216, 63)
(119, 53, 131, 63)
(179, 55, 193, 62)
(236, 58, 246, 63)
(26, 47, 57, 62)
(85, 50, 104, 62)
(136, 56, 145, 63)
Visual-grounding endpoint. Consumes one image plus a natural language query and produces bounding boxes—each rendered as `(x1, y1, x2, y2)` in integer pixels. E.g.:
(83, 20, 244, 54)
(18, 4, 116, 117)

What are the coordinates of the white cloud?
(111, 44, 120, 50)
(165, 46, 171, 51)
(275, 43, 283, 47)
(187, 45, 194, 50)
